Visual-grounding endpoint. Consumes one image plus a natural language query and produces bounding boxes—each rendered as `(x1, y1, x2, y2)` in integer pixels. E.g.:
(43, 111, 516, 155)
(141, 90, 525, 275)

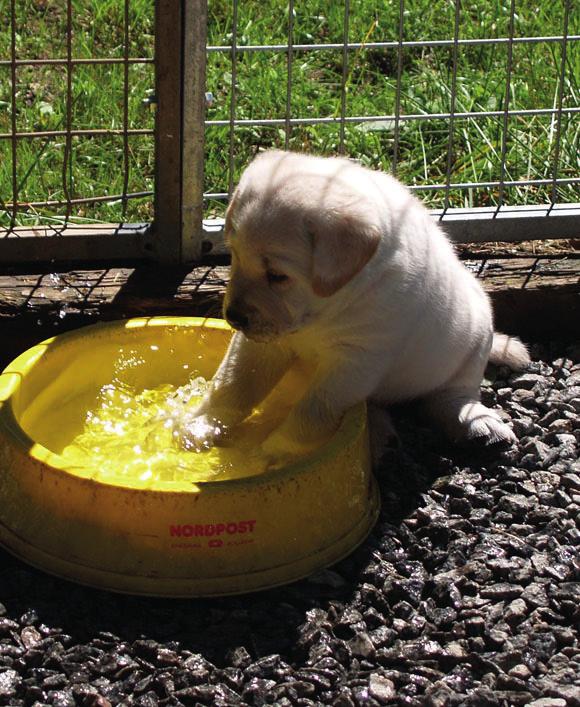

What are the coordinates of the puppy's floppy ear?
(306, 210, 381, 297)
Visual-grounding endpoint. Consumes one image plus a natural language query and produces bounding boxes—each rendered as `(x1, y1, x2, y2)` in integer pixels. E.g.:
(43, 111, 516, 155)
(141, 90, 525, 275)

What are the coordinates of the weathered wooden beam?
(0, 224, 153, 264)
(0, 257, 576, 372)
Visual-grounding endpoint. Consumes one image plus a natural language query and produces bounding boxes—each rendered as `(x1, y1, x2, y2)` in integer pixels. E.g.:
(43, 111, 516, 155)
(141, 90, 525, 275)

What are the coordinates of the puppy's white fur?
(186, 150, 530, 458)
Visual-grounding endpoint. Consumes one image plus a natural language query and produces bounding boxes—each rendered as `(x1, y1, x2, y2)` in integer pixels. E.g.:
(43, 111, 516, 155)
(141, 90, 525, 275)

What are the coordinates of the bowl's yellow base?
(0, 317, 380, 596)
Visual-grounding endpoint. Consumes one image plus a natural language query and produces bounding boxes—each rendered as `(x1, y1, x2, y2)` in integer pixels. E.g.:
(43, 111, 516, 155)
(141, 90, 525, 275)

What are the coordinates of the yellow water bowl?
(0, 317, 379, 596)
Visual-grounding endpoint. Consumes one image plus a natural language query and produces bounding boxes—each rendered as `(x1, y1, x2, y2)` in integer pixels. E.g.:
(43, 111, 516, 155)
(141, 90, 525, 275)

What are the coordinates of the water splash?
(60, 372, 273, 484)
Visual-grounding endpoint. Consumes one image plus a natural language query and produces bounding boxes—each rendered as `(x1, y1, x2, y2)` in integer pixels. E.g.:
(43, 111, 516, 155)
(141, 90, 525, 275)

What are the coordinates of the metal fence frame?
(0, 0, 578, 267)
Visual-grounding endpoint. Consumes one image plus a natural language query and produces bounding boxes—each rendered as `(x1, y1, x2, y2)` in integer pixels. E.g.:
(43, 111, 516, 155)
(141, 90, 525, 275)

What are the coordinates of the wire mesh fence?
(0, 0, 578, 265)
(0, 0, 155, 244)
(204, 0, 579, 214)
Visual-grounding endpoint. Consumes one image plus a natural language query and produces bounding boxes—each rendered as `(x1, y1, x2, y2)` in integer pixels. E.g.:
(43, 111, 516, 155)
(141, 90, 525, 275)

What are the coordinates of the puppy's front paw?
(178, 413, 227, 452)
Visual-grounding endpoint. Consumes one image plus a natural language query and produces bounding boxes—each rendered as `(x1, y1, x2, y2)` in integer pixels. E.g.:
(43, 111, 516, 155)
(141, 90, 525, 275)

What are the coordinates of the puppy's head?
(223, 151, 381, 342)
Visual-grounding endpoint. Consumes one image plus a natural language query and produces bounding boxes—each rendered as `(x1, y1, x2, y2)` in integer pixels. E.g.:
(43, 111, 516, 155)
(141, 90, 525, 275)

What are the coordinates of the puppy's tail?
(489, 332, 531, 371)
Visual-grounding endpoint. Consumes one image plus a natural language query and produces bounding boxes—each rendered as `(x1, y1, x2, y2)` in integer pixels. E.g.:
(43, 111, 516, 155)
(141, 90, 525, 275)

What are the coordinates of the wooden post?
(154, 0, 207, 264)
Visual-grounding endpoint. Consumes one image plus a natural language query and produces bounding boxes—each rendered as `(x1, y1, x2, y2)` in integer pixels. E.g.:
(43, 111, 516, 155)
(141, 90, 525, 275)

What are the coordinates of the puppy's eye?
(266, 270, 289, 285)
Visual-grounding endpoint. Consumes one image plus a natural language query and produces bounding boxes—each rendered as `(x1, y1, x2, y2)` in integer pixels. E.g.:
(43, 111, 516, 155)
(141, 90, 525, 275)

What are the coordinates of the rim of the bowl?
(0, 317, 367, 494)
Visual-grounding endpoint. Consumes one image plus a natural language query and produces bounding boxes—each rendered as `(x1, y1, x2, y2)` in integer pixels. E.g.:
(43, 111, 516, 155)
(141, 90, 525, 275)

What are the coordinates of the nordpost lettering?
(169, 520, 256, 537)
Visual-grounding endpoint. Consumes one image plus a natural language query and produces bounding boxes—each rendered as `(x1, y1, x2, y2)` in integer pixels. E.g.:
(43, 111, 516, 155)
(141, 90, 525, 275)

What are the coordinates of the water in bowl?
(60, 372, 294, 486)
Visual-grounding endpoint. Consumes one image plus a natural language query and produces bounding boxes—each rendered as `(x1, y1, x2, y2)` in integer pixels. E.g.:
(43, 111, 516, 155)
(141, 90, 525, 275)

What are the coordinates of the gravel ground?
(0, 342, 578, 707)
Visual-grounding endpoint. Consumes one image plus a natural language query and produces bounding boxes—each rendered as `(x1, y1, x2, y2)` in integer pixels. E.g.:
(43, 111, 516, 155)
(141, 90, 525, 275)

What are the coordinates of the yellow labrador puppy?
(183, 150, 529, 459)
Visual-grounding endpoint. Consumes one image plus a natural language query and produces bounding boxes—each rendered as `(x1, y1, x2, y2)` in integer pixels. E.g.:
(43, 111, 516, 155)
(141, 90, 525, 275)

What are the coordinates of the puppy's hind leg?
(424, 387, 516, 447)
(423, 330, 518, 447)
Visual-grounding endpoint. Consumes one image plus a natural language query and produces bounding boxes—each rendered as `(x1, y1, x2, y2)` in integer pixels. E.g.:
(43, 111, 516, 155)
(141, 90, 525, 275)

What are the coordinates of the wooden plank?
(0, 265, 228, 369)
(1, 224, 148, 238)
(463, 257, 580, 290)
(0, 259, 576, 312)
(0, 224, 152, 264)
(0, 258, 576, 369)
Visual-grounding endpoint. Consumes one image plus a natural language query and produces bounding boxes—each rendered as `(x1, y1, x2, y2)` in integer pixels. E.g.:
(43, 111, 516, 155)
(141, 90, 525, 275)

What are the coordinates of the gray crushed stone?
(0, 342, 578, 706)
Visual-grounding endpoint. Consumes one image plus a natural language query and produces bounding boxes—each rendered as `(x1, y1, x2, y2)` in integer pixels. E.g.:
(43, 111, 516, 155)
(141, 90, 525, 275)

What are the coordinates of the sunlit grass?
(0, 0, 578, 228)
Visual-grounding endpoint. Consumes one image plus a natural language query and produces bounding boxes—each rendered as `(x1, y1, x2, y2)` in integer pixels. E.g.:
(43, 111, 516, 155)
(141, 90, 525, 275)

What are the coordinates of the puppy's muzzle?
(225, 305, 249, 331)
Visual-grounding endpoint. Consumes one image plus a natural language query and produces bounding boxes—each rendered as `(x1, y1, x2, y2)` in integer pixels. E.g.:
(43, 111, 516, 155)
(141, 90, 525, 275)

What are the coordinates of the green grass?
(0, 0, 578, 229)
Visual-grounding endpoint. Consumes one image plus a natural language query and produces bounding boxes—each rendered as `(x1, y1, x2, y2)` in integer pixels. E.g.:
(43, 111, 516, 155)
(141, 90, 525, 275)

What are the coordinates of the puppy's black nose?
(225, 306, 249, 330)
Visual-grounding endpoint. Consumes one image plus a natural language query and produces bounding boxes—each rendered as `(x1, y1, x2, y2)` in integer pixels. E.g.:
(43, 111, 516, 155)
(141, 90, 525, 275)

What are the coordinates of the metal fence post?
(154, 0, 207, 264)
